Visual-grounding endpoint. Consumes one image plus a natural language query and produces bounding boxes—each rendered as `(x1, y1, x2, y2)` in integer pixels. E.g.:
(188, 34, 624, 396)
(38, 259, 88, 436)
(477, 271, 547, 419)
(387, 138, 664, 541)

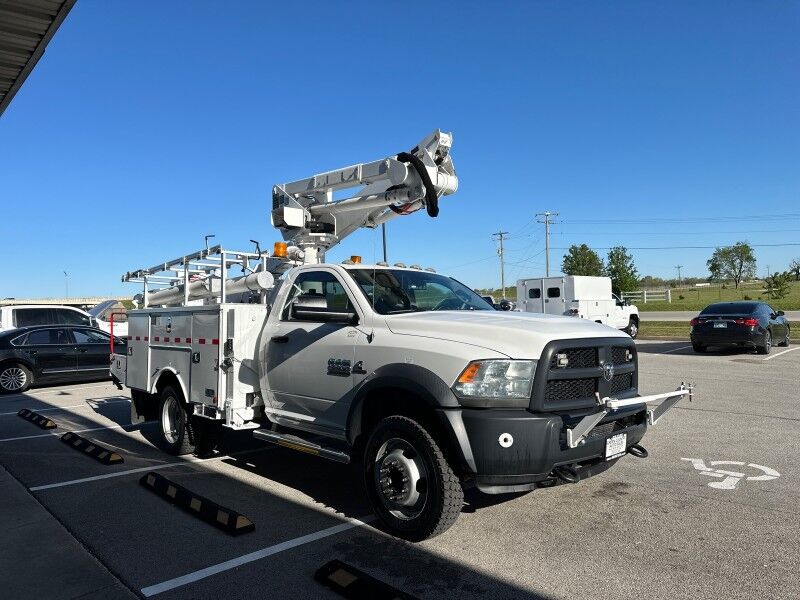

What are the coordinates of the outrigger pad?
(60, 432, 123, 465)
(17, 408, 57, 429)
(138, 471, 255, 536)
(314, 560, 419, 600)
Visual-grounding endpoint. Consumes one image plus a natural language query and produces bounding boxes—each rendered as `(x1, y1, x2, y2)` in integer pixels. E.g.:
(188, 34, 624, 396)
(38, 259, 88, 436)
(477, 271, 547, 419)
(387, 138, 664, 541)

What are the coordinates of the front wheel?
(625, 318, 638, 339)
(0, 363, 32, 394)
(363, 416, 463, 541)
(757, 330, 772, 355)
(158, 386, 196, 455)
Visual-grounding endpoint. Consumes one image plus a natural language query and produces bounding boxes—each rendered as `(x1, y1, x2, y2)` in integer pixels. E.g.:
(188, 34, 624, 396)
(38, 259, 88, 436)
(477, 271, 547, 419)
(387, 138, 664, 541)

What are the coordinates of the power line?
(551, 228, 800, 236)
(561, 213, 800, 224)
(552, 243, 800, 250)
(491, 231, 510, 296)
(536, 211, 559, 276)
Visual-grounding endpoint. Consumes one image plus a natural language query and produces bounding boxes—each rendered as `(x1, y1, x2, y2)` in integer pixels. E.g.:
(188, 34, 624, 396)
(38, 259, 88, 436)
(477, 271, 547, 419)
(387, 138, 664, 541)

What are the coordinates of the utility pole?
(675, 265, 683, 286)
(492, 231, 509, 299)
(536, 211, 559, 276)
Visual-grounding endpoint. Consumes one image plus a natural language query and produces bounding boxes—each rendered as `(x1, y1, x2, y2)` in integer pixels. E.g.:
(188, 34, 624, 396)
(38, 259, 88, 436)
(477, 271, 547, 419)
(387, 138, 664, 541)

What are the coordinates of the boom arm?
(270, 129, 458, 264)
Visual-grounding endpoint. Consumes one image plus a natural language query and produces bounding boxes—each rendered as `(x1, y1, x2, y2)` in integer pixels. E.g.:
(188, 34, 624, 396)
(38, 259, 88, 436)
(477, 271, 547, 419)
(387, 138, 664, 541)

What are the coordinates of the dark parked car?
(690, 301, 790, 354)
(0, 325, 126, 393)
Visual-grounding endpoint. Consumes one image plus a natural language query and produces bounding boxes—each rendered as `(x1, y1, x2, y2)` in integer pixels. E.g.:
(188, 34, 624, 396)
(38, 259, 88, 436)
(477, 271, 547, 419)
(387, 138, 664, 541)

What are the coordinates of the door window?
(547, 287, 561, 298)
(14, 308, 52, 327)
(283, 271, 354, 320)
(528, 288, 541, 299)
(21, 328, 71, 345)
(73, 329, 110, 344)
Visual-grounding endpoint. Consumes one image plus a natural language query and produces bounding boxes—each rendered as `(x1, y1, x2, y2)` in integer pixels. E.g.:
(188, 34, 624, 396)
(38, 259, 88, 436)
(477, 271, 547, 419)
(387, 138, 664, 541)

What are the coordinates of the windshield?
(348, 269, 494, 315)
(88, 300, 116, 317)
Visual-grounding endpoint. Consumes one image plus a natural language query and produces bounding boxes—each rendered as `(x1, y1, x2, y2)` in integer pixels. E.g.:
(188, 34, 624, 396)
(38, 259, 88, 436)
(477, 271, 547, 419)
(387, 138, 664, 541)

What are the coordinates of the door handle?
(270, 335, 289, 344)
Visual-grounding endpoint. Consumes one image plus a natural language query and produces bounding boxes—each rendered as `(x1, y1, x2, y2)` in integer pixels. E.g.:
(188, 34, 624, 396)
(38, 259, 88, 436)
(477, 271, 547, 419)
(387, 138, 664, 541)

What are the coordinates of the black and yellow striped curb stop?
(17, 409, 57, 429)
(138, 471, 255, 535)
(60, 432, 123, 465)
(315, 560, 419, 600)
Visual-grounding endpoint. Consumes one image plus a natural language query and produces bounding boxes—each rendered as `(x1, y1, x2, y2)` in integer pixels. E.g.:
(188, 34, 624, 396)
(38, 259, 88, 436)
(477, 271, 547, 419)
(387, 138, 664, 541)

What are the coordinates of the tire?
(625, 318, 638, 339)
(692, 343, 705, 353)
(363, 416, 463, 541)
(757, 330, 772, 355)
(158, 386, 197, 455)
(0, 363, 32, 394)
(778, 327, 790, 347)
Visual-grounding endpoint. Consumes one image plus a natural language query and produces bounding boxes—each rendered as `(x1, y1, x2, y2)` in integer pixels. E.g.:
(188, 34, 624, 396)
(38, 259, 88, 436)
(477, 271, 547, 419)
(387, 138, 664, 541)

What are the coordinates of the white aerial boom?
(271, 129, 458, 264)
(122, 130, 458, 306)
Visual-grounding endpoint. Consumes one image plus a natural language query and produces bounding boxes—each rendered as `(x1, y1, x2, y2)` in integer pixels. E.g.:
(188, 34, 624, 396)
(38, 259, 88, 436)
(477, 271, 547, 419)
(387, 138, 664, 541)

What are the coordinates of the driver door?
(263, 269, 366, 433)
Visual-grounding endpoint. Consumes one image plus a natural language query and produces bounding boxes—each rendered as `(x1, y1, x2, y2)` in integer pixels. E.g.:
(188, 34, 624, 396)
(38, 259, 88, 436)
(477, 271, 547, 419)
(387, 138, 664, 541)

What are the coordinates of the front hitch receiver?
(565, 382, 695, 449)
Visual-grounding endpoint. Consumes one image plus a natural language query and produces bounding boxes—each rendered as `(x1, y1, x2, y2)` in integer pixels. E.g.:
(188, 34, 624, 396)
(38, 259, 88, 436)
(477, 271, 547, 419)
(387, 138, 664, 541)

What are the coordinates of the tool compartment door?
(126, 312, 150, 390)
(190, 310, 221, 406)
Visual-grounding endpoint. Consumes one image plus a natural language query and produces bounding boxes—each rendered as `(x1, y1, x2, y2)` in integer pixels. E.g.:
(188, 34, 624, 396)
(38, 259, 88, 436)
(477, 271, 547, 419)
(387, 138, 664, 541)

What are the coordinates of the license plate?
(713, 321, 727, 328)
(605, 433, 627, 460)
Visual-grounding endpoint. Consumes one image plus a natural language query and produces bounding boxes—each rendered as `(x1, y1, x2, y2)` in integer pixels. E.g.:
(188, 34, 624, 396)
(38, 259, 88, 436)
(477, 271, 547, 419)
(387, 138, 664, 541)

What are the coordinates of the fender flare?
(149, 367, 190, 404)
(346, 363, 476, 473)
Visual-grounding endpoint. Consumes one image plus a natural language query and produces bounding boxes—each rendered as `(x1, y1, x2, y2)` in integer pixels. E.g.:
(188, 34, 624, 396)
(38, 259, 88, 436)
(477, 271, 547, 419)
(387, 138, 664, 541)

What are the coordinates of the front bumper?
(441, 385, 692, 494)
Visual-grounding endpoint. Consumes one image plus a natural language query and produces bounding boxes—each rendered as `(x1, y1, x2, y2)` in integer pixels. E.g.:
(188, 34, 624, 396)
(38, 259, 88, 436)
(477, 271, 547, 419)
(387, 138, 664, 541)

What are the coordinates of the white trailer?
(516, 275, 639, 337)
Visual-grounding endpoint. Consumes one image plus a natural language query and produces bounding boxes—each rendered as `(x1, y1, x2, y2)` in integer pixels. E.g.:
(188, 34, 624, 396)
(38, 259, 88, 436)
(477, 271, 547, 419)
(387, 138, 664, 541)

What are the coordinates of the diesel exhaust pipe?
(628, 444, 648, 458)
(552, 465, 580, 484)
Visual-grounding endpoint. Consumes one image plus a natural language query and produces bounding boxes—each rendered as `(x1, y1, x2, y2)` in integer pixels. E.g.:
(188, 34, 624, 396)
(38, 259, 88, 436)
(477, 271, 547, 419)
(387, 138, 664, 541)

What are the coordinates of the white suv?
(0, 305, 94, 332)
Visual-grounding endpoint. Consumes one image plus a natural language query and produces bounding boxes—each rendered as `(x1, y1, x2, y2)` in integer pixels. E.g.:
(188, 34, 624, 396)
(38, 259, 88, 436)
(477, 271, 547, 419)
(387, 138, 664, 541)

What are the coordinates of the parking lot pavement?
(1, 353, 798, 600)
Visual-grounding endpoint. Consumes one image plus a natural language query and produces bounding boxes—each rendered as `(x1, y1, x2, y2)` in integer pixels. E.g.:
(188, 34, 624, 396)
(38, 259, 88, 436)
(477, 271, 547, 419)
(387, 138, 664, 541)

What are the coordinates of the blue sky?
(1, 1, 798, 298)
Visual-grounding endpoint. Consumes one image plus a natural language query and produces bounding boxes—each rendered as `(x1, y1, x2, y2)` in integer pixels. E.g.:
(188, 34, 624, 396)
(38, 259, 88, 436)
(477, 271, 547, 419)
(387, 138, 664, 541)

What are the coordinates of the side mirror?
(777, 310, 785, 317)
(290, 295, 359, 325)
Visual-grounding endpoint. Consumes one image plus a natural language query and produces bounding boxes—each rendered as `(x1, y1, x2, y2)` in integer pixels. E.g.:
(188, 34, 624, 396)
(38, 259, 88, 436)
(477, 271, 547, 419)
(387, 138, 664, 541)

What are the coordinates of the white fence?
(621, 289, 672, 304)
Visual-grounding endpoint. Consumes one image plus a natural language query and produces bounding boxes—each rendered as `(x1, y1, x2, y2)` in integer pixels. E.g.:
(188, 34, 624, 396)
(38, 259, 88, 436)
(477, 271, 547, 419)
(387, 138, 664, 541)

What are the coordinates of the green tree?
(605, 246, 639, 295)
(561, 244, 605, 276)
(764, 272, 791, 300)
(706, 242, 756, 289)
(789, 258, 800, 281)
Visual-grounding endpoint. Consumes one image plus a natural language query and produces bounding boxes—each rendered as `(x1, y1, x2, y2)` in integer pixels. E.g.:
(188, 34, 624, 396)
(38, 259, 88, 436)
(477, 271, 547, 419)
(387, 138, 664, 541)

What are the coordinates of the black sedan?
(690, 301, 790, 354)
(0, 325, 126, 393)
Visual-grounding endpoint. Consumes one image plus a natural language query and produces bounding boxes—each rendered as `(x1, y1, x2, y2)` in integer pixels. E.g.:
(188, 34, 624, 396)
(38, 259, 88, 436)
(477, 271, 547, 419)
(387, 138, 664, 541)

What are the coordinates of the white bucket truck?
(111, 131, 688, 540)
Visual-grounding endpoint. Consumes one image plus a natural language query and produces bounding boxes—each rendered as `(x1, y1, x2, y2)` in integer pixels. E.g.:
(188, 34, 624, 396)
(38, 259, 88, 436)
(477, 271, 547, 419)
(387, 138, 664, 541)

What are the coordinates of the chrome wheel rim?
(629, 322, 638, 337)
(374, 438, 428, 520)
(161, 395, 182, 445)
(0, 367, 26, 391)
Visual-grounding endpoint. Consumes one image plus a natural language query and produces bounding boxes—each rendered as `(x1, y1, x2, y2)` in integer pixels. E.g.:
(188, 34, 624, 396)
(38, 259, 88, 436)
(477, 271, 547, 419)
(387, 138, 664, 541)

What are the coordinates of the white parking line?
(30, 446, 273, 491)
(0, 421, 153, 443)
(660, 345, 692, 354)
(140, 515, 375, 597)
(0, 382, 114, 400)
(0, 398, 129, 417)
(30, 458, 202, 491)
(763, 346, 800, 361)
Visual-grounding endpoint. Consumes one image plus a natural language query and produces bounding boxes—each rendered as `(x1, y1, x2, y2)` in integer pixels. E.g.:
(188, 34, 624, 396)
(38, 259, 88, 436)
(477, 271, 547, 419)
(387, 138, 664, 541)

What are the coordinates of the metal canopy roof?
(0, 0, 76, 117)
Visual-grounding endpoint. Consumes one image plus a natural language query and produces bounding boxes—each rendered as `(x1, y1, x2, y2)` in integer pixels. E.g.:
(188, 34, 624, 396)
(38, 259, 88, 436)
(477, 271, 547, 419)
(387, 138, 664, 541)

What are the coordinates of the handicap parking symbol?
(681, 458, 780, 490)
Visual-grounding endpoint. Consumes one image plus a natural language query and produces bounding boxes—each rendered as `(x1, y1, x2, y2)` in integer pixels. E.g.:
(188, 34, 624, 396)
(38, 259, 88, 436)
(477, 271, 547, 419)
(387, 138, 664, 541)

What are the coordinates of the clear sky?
(1, 1, 798, 298)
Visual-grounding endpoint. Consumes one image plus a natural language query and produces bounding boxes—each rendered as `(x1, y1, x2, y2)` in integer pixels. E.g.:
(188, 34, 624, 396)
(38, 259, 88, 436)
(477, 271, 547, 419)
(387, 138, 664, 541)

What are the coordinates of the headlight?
(453, 360, 536, 407)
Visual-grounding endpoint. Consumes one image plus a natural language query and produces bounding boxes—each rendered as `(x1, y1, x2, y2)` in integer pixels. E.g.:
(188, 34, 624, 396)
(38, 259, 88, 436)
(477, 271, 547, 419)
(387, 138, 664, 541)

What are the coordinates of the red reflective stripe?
(185, 338, 191, 343)
(127, 336, 132, 340)
(211, 339, 219, 345)
(135, 336, 141, 341)
(164, 337, 170, 342)
(154, 336, 160, 341)
(144, 336, 149, 341)
(198, 338, 206, 345)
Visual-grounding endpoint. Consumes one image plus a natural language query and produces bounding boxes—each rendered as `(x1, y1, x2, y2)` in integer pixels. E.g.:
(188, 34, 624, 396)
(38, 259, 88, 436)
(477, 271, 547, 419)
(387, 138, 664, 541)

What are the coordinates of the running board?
(252, 429, 351, 464)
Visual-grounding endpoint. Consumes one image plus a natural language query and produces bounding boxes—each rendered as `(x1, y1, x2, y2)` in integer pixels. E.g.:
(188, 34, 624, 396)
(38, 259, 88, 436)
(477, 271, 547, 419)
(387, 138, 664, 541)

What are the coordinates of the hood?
(384, 311, 629, 359)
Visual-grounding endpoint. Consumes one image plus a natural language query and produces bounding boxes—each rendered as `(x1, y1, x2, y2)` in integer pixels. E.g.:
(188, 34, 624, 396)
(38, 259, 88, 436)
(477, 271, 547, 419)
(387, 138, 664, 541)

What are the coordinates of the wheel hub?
(0, 367, 26, 391)
(374, 439, 428, 520)
(161, 396, 181, 445)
